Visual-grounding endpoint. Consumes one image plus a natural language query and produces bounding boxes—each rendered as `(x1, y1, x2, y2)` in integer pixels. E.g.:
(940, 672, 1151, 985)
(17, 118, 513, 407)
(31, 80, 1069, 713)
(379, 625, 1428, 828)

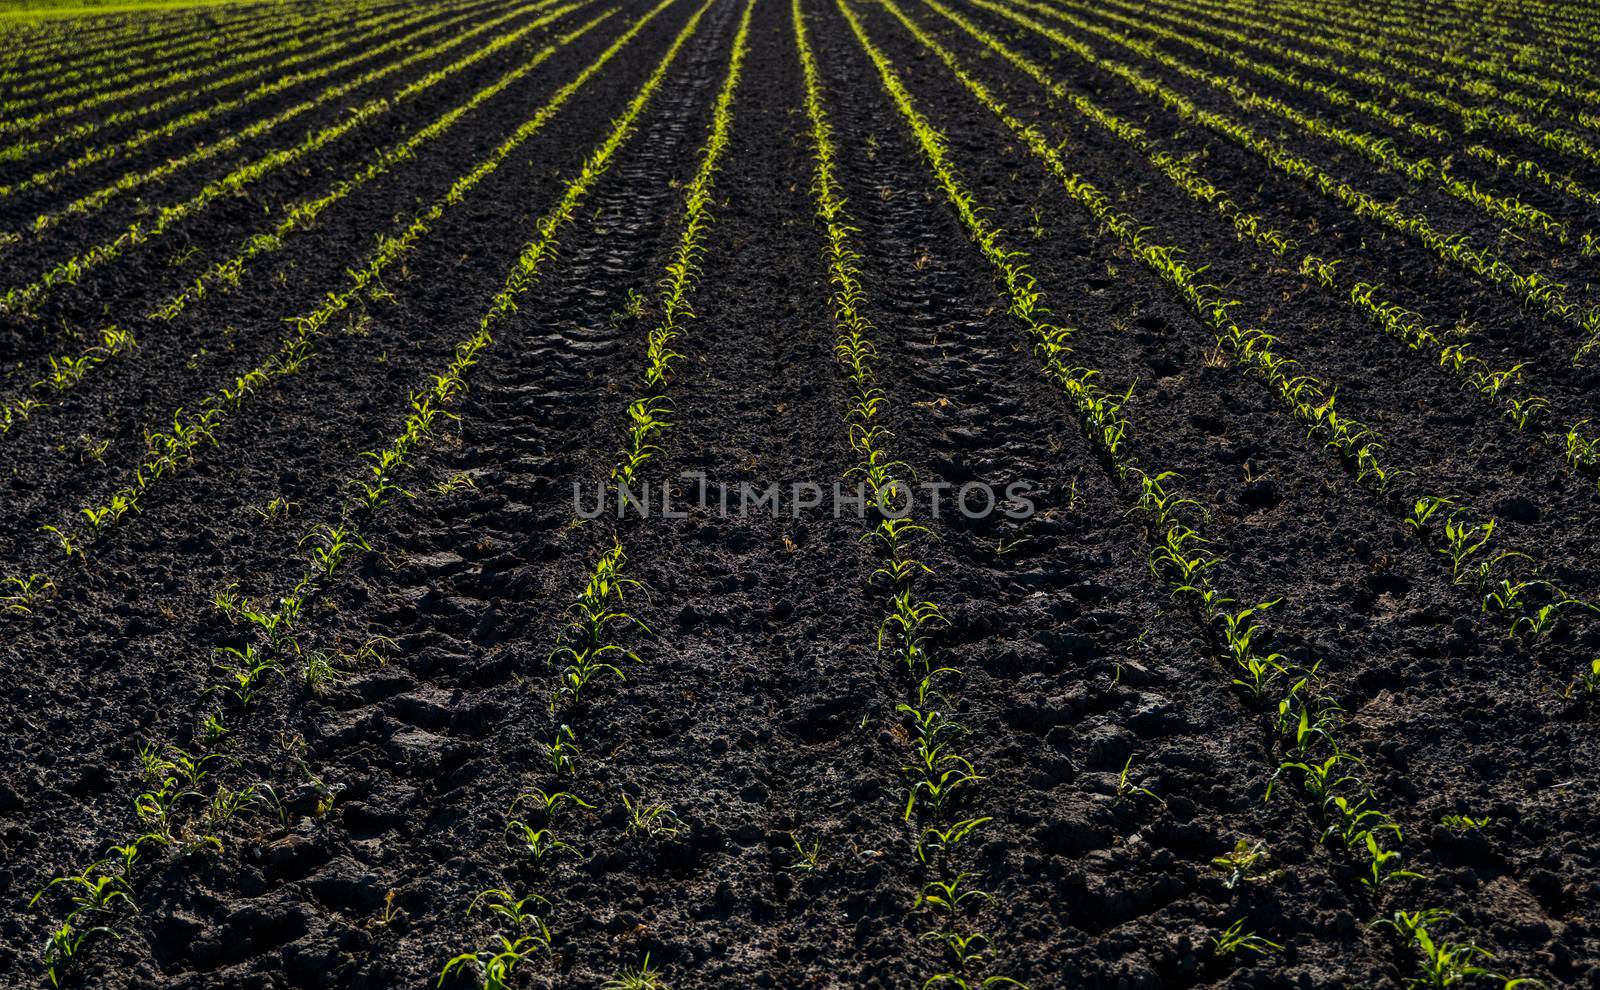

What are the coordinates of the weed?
(1210, 838, 1275, 888)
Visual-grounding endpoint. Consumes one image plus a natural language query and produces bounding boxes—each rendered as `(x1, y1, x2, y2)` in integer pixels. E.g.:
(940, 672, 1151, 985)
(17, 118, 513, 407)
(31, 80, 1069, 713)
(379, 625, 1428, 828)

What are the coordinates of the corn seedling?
(1115, 755, 1166, 807)
(1406, 496, 1453, 531)
(434, 472, 478, 496)
(304, 650, 346, 694)
(2, 573, 54, 613)
(602, 954, 669, 990)
(255, 496, 295, 524)
(30, 862, 131, 917)
(1363, 830, 1424, 889)
(511, 787, 594, 822)
(899, 705, 983, 820)
(468, 888, 551, 937)
(211, 645, 284, 708)
(504, 820, 572, 863)
(1439, 515, 1497, 585)
(1376, 909, 1536, 989)
(545, 725, 581, 776)
(439, 934, 545, 990)
(1211, 919, 1281, 956)
(1269, 751, 1361, 803)
(918, 817, 990, 865)
(922, 976, 1027, 989)
(620, 791, 682, 839)
(42, 920, 118, 988)
(300, 524, 370, 578)
(1567, 658, 1600, 697)
(787, 832, 822, 871)
(917, 872, 994, 925)
(921, 930, 994, 971)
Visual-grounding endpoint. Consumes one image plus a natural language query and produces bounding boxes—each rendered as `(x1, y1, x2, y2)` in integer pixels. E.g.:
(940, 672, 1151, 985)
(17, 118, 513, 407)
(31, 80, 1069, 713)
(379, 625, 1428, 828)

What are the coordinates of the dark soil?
(2, 0, 1599, 988)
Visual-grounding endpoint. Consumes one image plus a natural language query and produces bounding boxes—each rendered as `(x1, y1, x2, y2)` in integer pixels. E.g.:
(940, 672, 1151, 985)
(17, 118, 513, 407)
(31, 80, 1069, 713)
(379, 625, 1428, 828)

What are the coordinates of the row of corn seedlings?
(1199, 0, 1588, 92)
(0, 0, 439, 109)
(1138, 0, 1600, 138)
(968, 0, 1600, 480)
(1215, 0, 1600, 120)
(0, 0, 372, 116)
(2, 0, 678, 588)
(792, 2, 1025, 985)
(440, 2, 747, 984)
(920, 0, 1600, 679)
(0, 0, 521, 214)
(1055, 0, 1587, 251)
(0, 2, 275, 88)
(0, 3, 605, 445)
(0, 0, 319, 101)
(0, 0, 412, 145)
(0, 0, 597, 319)
(841, 1, 1540, 982)
(24, 4, 723, 984)
(988, 0, 1600, 364)
(141, 3, 606, 323)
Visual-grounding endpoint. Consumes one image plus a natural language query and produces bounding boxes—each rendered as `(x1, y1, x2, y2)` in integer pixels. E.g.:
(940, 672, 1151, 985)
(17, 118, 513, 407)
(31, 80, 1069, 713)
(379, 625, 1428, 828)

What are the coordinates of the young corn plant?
(300, 524, 369, 579)
(620, 791, 682, 840)
(41, 920, 118, 989)
(796, 5, 1020, 986)
(547, 541, 648, 712)
(602, 954, 669, 990)
(1211, 919, 1282, 957)
(467, 889, 553, 944)
(439, 934, 545, 990)
(1220, 600, 1288, 699)
(1, 573, 54, 613)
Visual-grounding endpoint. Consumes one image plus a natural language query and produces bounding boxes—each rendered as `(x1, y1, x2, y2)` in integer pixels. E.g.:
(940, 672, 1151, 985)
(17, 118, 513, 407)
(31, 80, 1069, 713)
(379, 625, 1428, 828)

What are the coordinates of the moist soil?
(2, 1, 1599, 989)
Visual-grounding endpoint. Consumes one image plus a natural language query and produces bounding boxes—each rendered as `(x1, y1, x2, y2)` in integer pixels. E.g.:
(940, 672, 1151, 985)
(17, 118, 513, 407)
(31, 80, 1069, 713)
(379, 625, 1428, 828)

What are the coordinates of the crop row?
(1062, 0, 1588, 249)
(996, 0, 1600, 363)
(1155, 0, 1600, 136)
(0, 1, 409, 167)
(0, 0, 586, 320)
(936, 0, 1600, 665)
(842, 0, 1535, 982)
(0, 1, 596, 442)
(0, 0, 288, 82)
(440, 1, 742, 984)
(1238, 0, 1600, 95)
(24, 2, 718, 985)
(3, 0, 667, 582)
(0, 0, 417, 120)
(0, 3, 332, 112)
(0, 0, 512, 213)
(794, 1, 1025, 985)
(0, 0, 417, 143)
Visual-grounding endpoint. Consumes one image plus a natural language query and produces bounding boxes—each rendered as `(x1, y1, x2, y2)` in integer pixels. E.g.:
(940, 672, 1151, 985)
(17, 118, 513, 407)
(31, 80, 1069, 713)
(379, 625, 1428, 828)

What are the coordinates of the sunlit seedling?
(602, 953, 669, 990)
(621, 792, 682, 839)
(1211, 919, 1281, 957)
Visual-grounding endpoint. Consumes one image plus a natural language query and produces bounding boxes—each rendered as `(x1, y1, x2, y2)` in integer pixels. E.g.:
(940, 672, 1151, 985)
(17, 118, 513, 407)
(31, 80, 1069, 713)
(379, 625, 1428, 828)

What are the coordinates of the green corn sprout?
(1211, 919, 1281, 956)
(602, 953, 669, 990)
